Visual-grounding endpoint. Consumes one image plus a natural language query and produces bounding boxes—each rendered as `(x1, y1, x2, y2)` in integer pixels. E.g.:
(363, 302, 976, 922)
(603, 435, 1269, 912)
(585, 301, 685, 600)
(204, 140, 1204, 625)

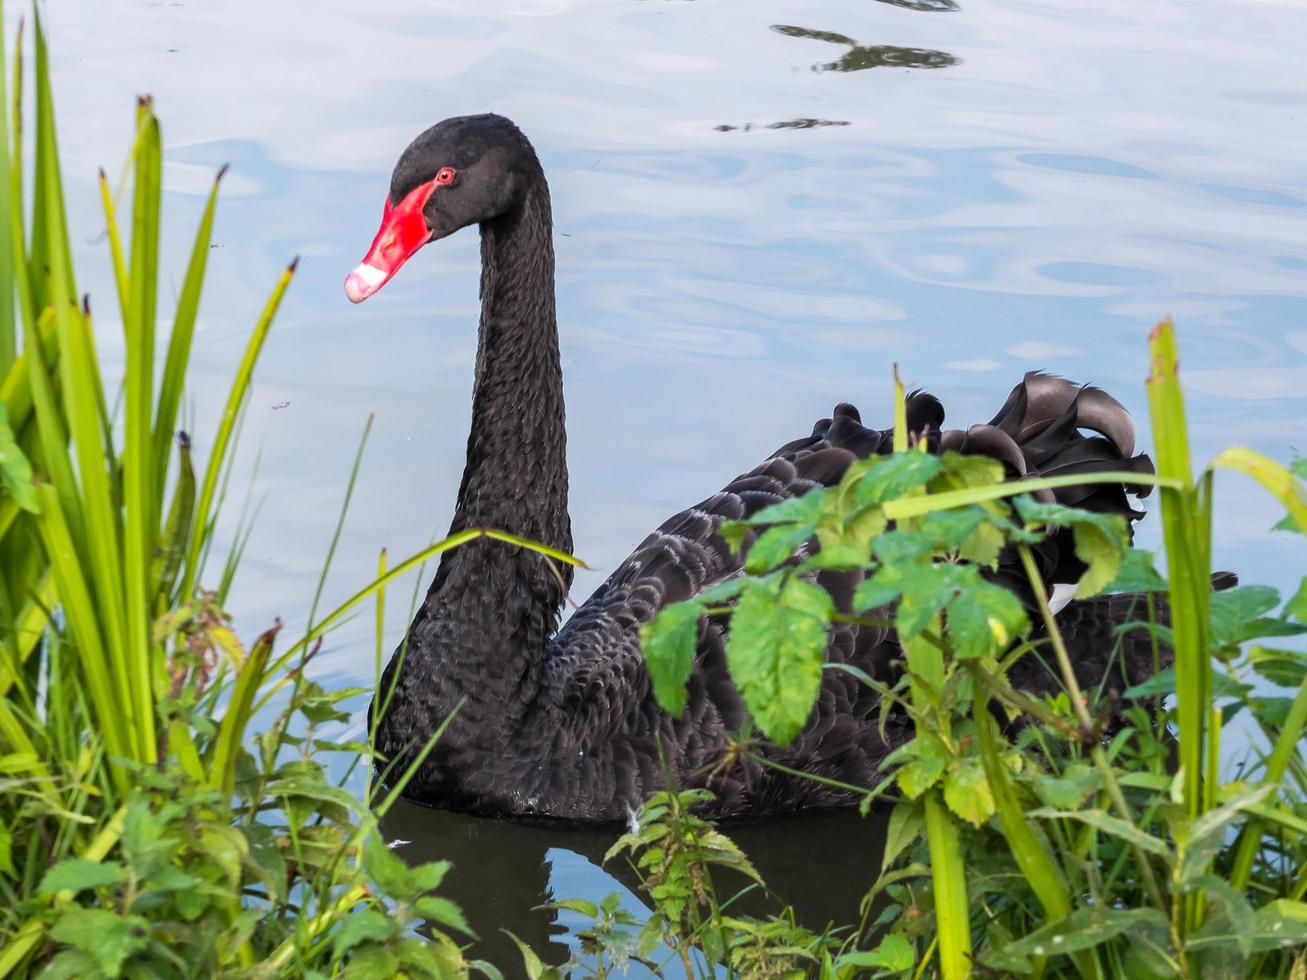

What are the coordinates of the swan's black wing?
(540, 374, 1155, 820)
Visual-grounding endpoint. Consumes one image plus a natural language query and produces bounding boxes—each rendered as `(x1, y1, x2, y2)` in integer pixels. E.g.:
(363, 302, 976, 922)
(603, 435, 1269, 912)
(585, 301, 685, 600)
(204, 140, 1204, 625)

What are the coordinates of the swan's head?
(345, 113, 539, 303)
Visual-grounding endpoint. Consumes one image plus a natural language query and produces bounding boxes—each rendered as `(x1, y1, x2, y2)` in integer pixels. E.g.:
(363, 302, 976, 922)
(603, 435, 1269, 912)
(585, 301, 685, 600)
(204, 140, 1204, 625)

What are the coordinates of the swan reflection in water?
(382, 800, 891, 969)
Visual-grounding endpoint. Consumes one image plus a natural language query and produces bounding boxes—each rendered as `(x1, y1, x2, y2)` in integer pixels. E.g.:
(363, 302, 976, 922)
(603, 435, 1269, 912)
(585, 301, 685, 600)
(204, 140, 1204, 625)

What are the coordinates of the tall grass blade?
(207, 620, 280, 797)
(31, 484, 129, 789)
(179, 258, 297, 602)
(0, 0, 14, 373)
(153, 166, 224, 505)
(122, 99, 163, 764)
(1146, 318, 1212, 944)
(96, 167, 128, 331)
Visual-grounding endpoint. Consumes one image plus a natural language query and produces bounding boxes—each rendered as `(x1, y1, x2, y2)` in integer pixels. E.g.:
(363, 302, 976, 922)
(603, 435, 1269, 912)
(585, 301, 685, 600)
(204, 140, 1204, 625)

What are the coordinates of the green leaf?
(1209, 585, 1301, 649)
(1012, 496, 1128, 597)
(1175, 784, 1273, 886)
(739, 486, 825, 528)
(363, 832, 414, 900)
(408, 858, 451, 894)
(1285, 576, 1307, 622)
(1030, 764, 1100, 810)
(745, 522, 813, 573)
(344, 944, 400, 978)
(37, 857, 126, 895)
(547, 898, 598, 918)
(640, 600, 701, 716)
(894, 564, 962, 639)
(504, 930, 558, 980)
(695, 578, 747, 605)
(934, 451, 1003, 490)
(332, 908, 397, 957)
(853, 566, 904, 613)
(1248, 645, 1307, 688)
(49, 907, 152, 976)
(988, 906, 1169, 971)
(943, 762, 994, 827)
(1028, 808, 1171, 856)
(917, 508, 982, 551)
(1106, 547, 1168, 593)
(0, 403, 37, 512)
(414, 895, 476, 937)
(725, 576, 833, 745)
(854, 453, 942, 507)
(946, 576, 1027, 659)
(838, 932, 915, 971)
(881, 800, 924, 872)
(871, 530, 934, 564)
(895, 733, 947, 799)
(812, 499, 885, 569)
(1124, 665, 1250, 701)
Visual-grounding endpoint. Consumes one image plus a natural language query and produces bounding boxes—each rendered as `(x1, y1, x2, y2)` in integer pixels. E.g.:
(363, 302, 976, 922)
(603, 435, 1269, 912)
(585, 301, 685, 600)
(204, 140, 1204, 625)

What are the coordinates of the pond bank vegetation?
(0, 8, 1303, 978)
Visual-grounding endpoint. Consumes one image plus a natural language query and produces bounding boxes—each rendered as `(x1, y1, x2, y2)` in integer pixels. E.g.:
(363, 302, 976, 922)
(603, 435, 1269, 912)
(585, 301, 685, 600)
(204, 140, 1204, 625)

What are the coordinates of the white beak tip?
(344, 262, 387, 303)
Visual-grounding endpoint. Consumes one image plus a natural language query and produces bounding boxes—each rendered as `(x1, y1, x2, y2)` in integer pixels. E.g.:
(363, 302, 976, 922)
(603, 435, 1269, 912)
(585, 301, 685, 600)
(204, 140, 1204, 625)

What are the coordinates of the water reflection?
(771, 25, 959, 72)
(382, 801, 891, 969)
(714, 119, 850, 132)
(873, 0, 959, 10)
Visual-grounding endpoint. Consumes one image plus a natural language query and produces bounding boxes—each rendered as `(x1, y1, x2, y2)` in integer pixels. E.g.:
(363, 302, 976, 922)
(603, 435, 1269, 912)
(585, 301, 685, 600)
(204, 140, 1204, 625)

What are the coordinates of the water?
(31, 0, 1307, 969)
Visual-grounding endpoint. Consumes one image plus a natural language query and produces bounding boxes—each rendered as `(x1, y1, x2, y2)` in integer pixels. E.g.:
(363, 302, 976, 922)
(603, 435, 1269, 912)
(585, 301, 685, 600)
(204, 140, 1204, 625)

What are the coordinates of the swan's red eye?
(436, 167, 456, 185)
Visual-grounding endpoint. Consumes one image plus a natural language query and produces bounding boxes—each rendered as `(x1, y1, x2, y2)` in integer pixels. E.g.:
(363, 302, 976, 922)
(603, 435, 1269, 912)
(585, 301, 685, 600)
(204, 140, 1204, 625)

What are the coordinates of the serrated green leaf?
(1248, 646, 1307, 688)
(695, 578, 747, 605)
(946, 576, 1027, 659)
(1030, 764, 1100, 810)
(1028, 808, 1171, 856)
(853, 566, 903, 613)
(415, 895, 476, 937)
(943, 762, 994, 827)
(745, 522, 813, 573)
(1013, 496, 1128, 597)
(838, 932, 915, 971)
(855, 453, 943, 507)
(409, 858, 451, 894)
(895, 734, 947, 799)
(726, 576, 832, 745)
(363, 832, 414, 900)
(1106, 547, 1167, 593)
(332, 908, 397, 957)
(49, 907, 152, 975)
(38, 857, 126, 895)
(987, 906, 1169, 971)
(918, 508, 982, 550)
(881, 800, 924, 873)
(640, 600, 701, 716)
(895, 564, 962, 639)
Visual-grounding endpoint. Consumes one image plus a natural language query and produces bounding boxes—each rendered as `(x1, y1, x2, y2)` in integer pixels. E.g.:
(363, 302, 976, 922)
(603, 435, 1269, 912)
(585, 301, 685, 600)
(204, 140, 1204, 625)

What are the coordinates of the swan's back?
(519, 373, 1153, 821)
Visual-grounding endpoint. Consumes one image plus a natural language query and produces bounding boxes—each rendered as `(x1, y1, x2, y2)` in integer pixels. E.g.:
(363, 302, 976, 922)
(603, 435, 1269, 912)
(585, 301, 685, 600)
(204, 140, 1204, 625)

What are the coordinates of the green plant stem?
(883, 471, 1178, 521)
(1229, 673, 1307, 891)
(1017, 543, 1168, 915)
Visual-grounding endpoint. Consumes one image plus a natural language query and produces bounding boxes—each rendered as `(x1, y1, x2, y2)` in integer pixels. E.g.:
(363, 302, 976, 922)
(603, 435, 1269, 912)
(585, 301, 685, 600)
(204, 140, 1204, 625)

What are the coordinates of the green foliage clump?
(631, 329, 1307, 977)
(0, 10, 486, 977)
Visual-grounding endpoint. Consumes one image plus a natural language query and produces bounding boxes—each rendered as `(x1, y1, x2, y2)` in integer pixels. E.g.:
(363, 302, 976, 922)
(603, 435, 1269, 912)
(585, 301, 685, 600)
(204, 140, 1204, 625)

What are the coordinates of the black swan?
(347, 114, 1162, 823)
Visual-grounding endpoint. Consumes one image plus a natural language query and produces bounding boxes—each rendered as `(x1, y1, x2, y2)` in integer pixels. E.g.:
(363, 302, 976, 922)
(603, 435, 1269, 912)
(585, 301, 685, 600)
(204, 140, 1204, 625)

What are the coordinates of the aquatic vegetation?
(0, 0, 1303, 976)
(623, 323, 1307, 976)
(0, 10, 486, 977)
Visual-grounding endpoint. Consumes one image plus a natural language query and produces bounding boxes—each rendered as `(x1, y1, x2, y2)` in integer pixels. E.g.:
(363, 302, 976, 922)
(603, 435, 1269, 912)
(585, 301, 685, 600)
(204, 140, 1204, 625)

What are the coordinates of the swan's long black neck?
(392, 172, 571, 746)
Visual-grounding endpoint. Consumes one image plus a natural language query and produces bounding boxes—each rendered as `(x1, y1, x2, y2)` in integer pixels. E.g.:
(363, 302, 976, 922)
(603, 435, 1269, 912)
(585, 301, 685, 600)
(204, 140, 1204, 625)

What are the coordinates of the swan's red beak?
(345, 178, 439, 303)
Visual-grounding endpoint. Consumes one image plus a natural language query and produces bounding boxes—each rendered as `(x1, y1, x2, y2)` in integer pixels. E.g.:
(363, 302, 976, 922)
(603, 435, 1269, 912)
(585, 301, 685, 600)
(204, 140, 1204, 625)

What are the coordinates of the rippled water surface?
(31, 0, 1307, 968)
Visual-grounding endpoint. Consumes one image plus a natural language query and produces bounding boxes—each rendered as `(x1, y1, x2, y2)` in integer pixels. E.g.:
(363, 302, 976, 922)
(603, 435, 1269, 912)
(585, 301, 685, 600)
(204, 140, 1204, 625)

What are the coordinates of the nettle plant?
(639, 328, 1307, 979)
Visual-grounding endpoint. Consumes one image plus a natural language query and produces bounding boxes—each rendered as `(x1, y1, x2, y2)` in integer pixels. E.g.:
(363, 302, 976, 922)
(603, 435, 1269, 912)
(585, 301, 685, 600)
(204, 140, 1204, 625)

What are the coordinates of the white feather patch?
(1049, 583, 1077, 616)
